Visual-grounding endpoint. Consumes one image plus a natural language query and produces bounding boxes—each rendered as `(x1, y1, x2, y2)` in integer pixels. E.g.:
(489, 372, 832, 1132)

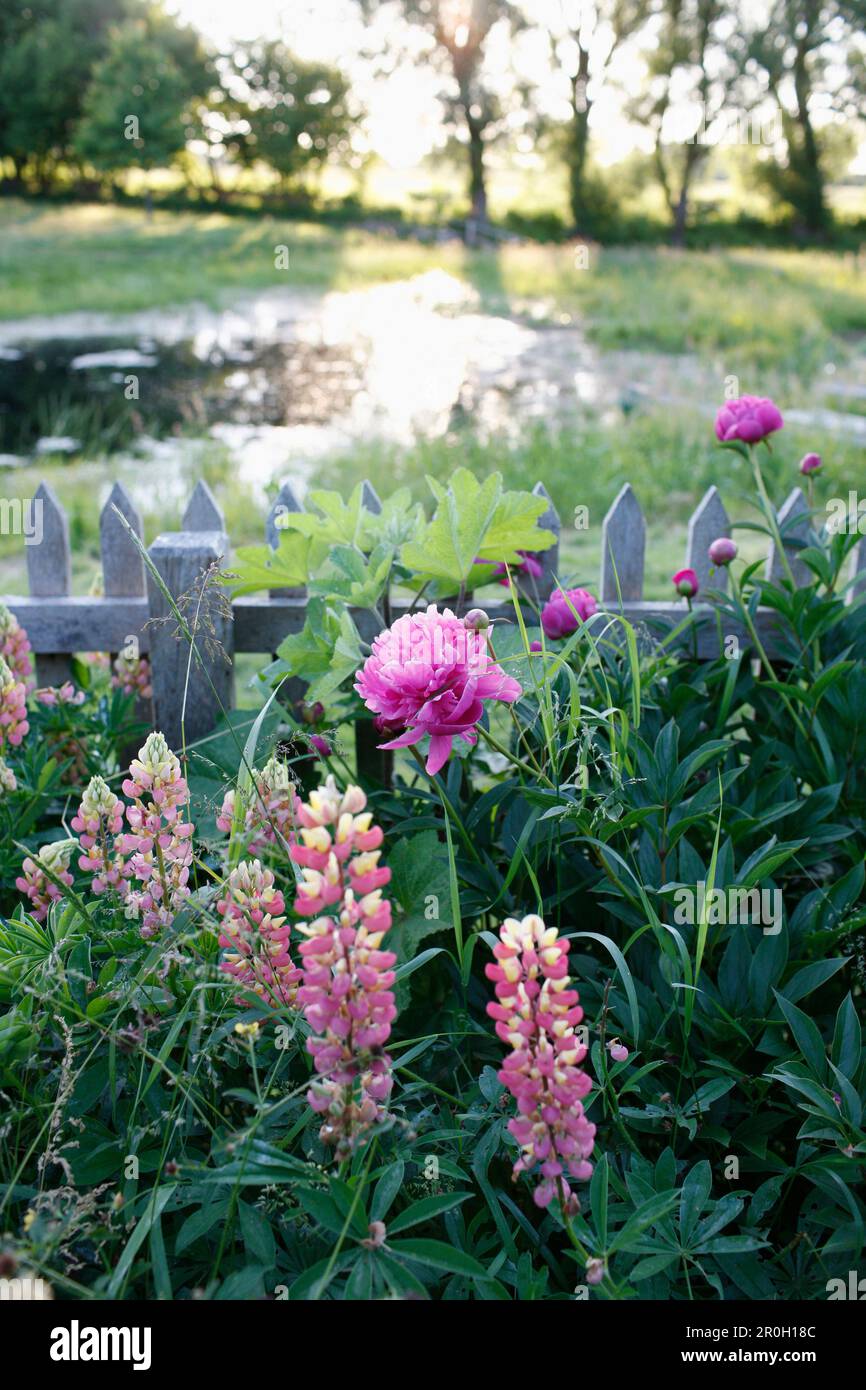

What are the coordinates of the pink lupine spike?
(291, 776, 397, 1160)
(487, 913, 596, 1211)
(120, 732, 193, 938)
(0, 603, 33, 688)
(0, 656, 29, 751)
(71, 774, 131, 898)
(217, 859, 301, 1009)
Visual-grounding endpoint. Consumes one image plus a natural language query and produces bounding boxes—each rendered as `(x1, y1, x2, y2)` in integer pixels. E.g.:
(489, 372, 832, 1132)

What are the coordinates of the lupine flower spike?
(111, 651, 153, 699)
(0, 656, 29, 751)
(217, 860, 301, 1008)
(487, 914, 596, 1210)
(292, 777, 397, 1158)
(119, 732, 194, 938)
(217, 754, 300, 858)
(16, 841, 76, 923)
(0, 603, 32, 686)
(72, 775, 131, 897)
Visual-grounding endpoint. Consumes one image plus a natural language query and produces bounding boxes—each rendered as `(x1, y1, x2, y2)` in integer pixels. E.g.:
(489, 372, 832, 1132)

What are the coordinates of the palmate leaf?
(275, 597, 363, 704)
(310, 543, 394, 608)
(401, 469, 555, 588)
(228, 531, 312, 596)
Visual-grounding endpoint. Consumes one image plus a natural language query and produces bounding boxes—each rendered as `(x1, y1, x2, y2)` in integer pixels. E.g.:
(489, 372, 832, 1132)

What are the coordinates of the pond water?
(1, 271, 863, 490)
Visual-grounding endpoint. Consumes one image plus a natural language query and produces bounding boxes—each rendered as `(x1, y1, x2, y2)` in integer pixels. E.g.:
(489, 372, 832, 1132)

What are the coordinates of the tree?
(0, 0, 131, 189)
(538, 0, 649, 232)
(224, 42, 358, 190)
(630, 0, 734, 245)
(735, 0, 866, 235)
(381, 0, 521, 224)
(74, 9, 212, 193)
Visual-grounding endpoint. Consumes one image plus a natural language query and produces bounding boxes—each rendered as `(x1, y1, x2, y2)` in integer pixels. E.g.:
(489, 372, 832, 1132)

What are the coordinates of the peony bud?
(708, 537, 737, 567)
(463, 607, 490, 631)
(799, 452, 822, 475)
(672, 568, 699, 599)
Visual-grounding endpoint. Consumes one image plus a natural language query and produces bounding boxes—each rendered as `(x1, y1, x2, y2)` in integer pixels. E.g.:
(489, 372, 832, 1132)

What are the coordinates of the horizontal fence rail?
(3, 477, 865, 779)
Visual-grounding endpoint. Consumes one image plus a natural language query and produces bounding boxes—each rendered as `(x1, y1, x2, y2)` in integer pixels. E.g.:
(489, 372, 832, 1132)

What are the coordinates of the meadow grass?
(2, 201, 865, 384)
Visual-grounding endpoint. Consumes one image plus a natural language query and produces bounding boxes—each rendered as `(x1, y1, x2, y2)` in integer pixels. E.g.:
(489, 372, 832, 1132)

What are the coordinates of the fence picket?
(27, 480, 73, 686)
(766, 487, 811, 587)
(601, 483, 645, 603)
(182, 479, 225, 532)
(525, 482, 560, 602)
(686, 485, 731, 595)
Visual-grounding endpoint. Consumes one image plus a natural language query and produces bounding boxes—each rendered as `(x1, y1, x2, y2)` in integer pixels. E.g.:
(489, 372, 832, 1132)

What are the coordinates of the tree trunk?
(466, 112, 487, 223)
(792, 56, 828, 235)
(567, 49, 592, 232)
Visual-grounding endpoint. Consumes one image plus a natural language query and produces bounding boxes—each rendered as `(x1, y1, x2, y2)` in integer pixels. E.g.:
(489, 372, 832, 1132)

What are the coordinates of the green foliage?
(1, 453, 865, 1302)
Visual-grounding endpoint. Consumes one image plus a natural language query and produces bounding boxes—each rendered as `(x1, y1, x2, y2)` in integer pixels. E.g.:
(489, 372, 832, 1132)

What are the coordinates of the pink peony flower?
(72, 774, 131, 897)
(799, 452, 822, 475)
(672, 568, 699, 598)
(540, 587, 597, 641)
(714, 395, 783, 444)
(291, 777, 397, 1158)
(16, 840, 75, 923)
(355, 604, 522, 776)
(708, 537, 737, 567)
(217, 859, 301, 1008)
(486, 913, 596, 1210)
(119, 732, 193, 937)
(0, 656, 29, 750)
(0, 603, 32, 687)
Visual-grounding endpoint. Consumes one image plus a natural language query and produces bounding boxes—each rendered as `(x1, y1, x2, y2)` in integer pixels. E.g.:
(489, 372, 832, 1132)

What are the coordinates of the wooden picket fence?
(2, 476, 864, 782)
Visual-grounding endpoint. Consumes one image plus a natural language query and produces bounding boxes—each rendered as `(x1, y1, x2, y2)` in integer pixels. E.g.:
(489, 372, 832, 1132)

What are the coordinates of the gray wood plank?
(26, 480, 72, 685)
(182, 479, 225, 532)
(686, 485, 731, 594)
(601, 483, 645, 603)
(523, 481, 560, 600)
(766, 487, 811, 587)
(100, 482, 146, 597)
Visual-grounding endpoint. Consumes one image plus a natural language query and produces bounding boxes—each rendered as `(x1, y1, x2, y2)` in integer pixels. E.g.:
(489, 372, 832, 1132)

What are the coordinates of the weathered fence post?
(146, 482, 233, 751)
(27, 481, 73, 687)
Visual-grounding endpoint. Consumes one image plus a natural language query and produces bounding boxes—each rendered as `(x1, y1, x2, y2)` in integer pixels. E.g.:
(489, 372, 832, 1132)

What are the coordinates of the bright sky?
(167, 0, 658, 167)
(168, 0, 859, 172)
